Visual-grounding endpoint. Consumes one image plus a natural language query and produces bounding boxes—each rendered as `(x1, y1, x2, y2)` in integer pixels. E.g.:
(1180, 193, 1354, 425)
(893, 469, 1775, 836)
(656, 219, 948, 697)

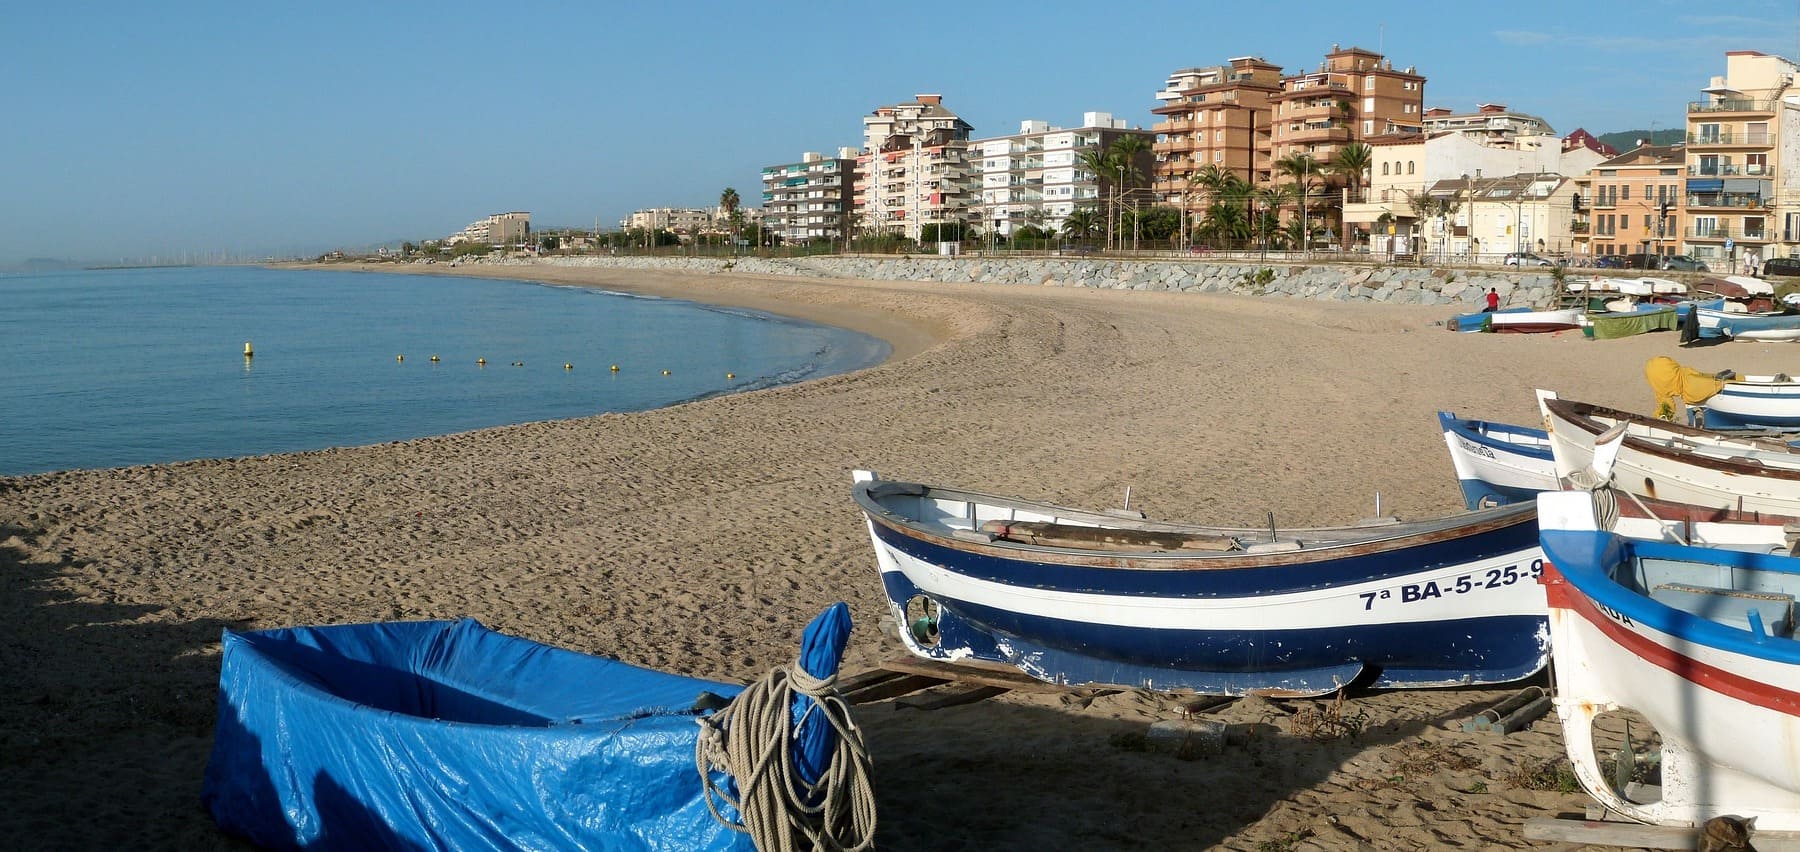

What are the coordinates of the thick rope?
(1565, 467, 1621, 532)
(695, 662, 877, 851)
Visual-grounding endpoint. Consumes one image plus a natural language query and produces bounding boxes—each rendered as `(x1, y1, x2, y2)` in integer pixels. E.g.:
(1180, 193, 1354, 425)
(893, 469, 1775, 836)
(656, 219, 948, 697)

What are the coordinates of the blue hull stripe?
(869, 512, 1541, 599)
(881, 572, 1547, 692)
(1438, 412, 1552, 461)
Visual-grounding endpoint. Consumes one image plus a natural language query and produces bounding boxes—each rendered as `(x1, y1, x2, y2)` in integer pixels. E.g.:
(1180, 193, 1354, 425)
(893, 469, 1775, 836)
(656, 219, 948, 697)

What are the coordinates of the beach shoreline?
(8, 261, 1795, 849)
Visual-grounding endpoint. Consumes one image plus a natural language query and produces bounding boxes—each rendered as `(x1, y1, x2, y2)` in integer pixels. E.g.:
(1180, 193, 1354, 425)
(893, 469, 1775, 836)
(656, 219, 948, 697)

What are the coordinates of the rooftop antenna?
(1379, 23, 1384, 53)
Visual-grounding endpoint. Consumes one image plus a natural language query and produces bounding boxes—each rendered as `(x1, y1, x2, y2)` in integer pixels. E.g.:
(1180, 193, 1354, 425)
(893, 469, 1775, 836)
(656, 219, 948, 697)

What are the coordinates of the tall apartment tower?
(972, 113, 1154, 237)
(761, 149, 859, 245)
(1269, 45, 1425, 170)
(1150, 57, 1284, 204)
(853, 94, 976, 241)
(1683, 50, 1800, 266)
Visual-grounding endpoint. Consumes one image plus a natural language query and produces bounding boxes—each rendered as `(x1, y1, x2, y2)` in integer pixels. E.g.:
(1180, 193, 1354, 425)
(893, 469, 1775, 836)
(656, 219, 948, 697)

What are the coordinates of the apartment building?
(1569, 144, 1686, 261)
(1683, 50, 1800, 265)
(972, 113, 1153, 237)
(1347, 105, 1602, 255)
(853, 94, 977, 242)
(622, 207, 717, 235)
(1416, 173, 1576, 260)
(761, 149, 858, 245)
(1420, 104, 1553, 142)
(449, 211, 530, 245)
(1270, 46, 1425, 168)
(1150, 57, 1284, 197)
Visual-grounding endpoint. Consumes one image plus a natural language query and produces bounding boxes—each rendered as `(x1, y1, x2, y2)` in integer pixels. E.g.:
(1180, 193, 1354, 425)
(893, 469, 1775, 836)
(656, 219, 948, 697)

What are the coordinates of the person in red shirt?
(1483, 288, 1500, 312)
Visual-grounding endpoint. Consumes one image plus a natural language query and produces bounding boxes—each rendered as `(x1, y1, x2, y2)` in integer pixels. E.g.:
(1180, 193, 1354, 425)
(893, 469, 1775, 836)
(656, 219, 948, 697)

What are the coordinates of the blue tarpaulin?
(201, 619, 759, 851)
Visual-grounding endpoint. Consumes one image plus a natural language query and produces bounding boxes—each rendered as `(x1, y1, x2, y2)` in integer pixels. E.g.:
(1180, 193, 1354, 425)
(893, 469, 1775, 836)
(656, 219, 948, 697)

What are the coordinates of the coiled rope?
(1564, 467, 1621, 531)
(695, 662, 877, 851)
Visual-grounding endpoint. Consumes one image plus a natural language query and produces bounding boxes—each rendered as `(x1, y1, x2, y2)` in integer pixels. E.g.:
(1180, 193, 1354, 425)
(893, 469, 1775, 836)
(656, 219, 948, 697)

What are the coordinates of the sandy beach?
(6, 261, 1791, 850)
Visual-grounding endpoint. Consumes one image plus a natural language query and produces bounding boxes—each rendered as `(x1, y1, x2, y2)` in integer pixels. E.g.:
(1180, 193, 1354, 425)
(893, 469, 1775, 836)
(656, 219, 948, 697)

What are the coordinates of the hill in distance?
(1595, 129, 1685, 151)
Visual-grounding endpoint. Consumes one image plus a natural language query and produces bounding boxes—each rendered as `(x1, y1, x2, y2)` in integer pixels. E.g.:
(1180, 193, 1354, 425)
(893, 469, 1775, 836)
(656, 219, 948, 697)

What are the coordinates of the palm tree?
(1329, 143, 1373, 250)
(1060, 207, 1100, 244)
(1108, 136, 1149, 250)
(1076, 146, 1122, 250)
(1255, 184, 1295, 253)
(1274, 153, 1322, 250)
(1182, 165, 1234, 250)
(719, 187, 741, 253)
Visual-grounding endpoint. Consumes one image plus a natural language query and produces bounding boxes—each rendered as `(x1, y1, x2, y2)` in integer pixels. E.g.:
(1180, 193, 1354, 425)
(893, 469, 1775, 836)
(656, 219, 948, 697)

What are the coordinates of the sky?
(5, 1, 1800, 267)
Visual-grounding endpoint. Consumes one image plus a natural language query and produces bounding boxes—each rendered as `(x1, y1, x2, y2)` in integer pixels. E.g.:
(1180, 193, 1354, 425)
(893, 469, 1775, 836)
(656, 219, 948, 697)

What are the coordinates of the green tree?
(1275, 153, 1323, 249)
(1330, 142, 1374, 249)
(1076, 146, 1122, 250)
(1061, 207, 1100, 242)
(720, 187, 741, 252)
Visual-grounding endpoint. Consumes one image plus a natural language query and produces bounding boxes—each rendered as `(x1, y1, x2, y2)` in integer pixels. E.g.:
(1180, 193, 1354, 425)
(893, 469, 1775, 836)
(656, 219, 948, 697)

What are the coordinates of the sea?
(0, 266, 889, 476)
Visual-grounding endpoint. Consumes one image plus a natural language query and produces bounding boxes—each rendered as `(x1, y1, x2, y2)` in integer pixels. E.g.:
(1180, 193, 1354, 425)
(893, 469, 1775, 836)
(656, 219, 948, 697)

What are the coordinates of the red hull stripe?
(1551, 566, 1800, 715)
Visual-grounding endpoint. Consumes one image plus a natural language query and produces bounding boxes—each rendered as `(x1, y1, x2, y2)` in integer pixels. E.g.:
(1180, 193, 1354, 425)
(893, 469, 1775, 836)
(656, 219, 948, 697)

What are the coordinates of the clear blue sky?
(4, 1, 1797, 266)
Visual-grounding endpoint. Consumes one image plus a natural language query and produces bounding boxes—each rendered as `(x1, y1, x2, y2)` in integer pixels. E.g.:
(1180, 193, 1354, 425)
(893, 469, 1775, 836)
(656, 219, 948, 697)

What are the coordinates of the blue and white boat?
(852, 470, 1550, 697)
(202, 607, 867, 851)
(1539, 489, 1800, 830)
(1701, 374, 1800, 430)
(1438, 411, 1557, 509)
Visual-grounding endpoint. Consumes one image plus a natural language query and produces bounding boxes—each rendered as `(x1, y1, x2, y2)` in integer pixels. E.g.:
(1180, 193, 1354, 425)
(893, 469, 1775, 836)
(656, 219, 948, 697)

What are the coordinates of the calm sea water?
(0, 266, 887, 475)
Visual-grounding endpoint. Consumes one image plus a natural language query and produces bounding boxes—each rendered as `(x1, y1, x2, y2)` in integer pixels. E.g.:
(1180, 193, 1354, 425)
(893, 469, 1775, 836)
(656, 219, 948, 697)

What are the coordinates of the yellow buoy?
(726, 372, 735, 379)
(429, 355, 439, 362)
(564, 363, 573, 370)
(397, 354, 404, 362)
(243, 341, 254, 357)
(610, 364, 619, 372)
(477, 358, 487, 366)
(661, 369, 670, 376)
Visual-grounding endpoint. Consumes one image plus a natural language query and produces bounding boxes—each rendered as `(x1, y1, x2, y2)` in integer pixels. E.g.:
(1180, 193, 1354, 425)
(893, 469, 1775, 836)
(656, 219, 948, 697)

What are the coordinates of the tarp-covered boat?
(202, 606, 866, 851)
(852, 470, 1551, 697)
(1539, 490, 1800, 830)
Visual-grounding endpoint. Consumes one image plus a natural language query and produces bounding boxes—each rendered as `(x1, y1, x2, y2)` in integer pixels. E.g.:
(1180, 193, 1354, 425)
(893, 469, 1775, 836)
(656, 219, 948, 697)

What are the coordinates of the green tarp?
(1589, 307, 1678, 340)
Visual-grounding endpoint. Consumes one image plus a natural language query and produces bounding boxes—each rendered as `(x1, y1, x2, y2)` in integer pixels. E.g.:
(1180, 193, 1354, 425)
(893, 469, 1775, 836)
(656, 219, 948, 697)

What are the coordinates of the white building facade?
(972, 113, 1152, 237)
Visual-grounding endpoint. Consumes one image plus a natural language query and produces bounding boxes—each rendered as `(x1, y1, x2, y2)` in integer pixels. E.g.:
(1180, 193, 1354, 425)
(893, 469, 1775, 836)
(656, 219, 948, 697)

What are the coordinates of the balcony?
(1689, 98, 1777, 115)
(1687, 130, 1772, 147)
(1685, 226, 1770, 242)
(1153, 139, 1193, 155)
(1569, 220, 1589, 234)
(1289, 123, 1351, 143)
(1687, 193, 1773, 210)
(1688, 164, 1774, 177)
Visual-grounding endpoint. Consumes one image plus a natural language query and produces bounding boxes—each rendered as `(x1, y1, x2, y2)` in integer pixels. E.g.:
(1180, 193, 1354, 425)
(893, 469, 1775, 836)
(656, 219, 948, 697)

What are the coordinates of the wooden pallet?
(1525, 813, 1800, 850)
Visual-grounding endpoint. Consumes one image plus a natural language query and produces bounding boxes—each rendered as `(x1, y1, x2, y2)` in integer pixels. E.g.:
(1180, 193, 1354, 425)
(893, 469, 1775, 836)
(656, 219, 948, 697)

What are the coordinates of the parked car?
(1503, 252, 1553, 267)
(1592, 255, 1626, 269)
(1621, 253, 1665, 270)
(1663, 255, 1710, 272)
(1764, 257, 1800, 279)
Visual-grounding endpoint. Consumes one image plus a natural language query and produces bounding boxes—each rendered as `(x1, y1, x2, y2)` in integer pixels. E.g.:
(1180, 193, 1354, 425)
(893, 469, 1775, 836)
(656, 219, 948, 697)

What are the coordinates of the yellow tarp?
(1645, 356, 1726, 419)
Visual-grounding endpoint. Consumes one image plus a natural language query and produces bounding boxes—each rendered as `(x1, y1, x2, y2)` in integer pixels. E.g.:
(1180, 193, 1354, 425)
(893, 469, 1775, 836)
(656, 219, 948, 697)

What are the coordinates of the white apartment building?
(1413, 172, 1577, 260)
(761, 149, 858, 245)
(972, 113, 1153, 237)
(854, 94, 976, 242)
(449, 211, 530, 245)
(1348, 124, 1603, 254)
(1420, 104, 1555, 141)
(622, 207, 718, 235)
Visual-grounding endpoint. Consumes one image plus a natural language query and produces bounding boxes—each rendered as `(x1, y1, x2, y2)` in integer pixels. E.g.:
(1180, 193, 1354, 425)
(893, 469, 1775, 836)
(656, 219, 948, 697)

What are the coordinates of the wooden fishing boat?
(202, 607, 866, 851)
(1438, 411, 1557, 509)
(1701, 374, 1800, 430)
(1538, 489, 1800, 830)
(1539, 391, 1800, 524)
(851, 470, 1550, 697)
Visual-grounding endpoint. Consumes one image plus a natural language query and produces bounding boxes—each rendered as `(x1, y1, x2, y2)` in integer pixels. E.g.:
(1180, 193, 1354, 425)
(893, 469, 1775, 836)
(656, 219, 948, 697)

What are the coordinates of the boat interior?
(1630, 550, 1800, 639)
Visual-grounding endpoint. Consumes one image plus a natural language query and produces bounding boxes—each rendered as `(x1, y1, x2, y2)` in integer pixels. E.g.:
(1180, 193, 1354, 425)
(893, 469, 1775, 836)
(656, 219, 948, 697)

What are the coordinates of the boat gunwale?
(1545, 396, 1800, 483)
(853, 479, 1537, 571)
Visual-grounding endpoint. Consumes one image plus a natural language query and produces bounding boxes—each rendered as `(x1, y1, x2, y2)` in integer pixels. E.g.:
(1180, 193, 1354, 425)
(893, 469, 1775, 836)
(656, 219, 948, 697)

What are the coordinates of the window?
(1621, 185, 1629, 201)
(1749, 153, 1768, 175)
(1364, 77, 1374, 91)
(1621, 215, 1630, 231)
(1407, 161, 1414, 174)
(1382, 162, 1390, 175)
(1363, 97, 1375, 111)
(1363, 119, 1374, 134)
